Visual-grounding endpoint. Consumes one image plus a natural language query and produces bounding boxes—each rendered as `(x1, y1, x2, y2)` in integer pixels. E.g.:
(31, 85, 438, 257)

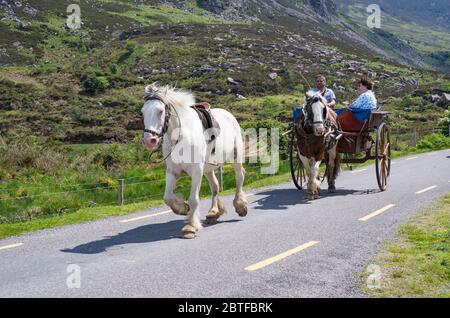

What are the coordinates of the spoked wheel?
(375, 122, 391, 191)
(290, 134, 305, 191)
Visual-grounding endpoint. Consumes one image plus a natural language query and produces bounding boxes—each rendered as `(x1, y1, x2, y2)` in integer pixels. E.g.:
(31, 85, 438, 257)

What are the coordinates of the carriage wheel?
(375, 122, 391, 191)
(290, 134, 305, 191)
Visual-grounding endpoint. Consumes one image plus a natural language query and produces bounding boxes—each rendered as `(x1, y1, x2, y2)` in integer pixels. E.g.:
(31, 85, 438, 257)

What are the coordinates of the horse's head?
(141, 97, 170, 151)
(304, 92, 328, 137)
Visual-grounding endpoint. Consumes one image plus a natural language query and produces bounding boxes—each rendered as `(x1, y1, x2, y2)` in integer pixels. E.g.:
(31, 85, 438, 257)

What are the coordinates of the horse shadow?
(253, 188, 379, 211)
(61, 220, 184, 254)
(61, 218, 243, 255)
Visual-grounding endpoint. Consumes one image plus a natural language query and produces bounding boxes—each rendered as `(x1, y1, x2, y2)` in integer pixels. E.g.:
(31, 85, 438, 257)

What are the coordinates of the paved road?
(0, 150, 449, 298)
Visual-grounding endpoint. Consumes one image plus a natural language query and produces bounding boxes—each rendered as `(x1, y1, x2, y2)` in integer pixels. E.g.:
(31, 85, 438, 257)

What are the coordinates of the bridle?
(142, 95, 181, 163)
(303, 96, 331, 129)
(143, 96, 172, 138)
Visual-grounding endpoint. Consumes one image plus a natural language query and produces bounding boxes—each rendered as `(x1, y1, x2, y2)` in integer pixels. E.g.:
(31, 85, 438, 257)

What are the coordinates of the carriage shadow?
(61, 220, 184, 254)
(253, 188, 379, 211)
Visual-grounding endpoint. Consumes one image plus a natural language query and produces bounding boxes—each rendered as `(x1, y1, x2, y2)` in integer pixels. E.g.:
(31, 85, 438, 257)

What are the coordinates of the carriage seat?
(191, 102, 220, 142)
(336, 109, 370, 132)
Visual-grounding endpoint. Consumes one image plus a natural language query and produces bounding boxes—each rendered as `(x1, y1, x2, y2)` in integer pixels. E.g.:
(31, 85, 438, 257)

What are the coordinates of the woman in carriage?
(335, 78, 378, 122)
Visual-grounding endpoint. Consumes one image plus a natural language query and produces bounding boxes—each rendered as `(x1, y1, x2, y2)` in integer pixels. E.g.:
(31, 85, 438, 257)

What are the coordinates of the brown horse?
(294, 92, 341, 199)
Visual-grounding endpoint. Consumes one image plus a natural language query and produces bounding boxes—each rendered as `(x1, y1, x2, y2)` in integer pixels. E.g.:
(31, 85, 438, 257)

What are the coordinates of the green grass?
(104, 3, 233, 26)
(361, 193, 450, 298)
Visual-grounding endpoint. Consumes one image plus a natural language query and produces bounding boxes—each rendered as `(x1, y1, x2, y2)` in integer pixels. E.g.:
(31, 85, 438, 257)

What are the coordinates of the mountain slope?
(0, 0, 448, 143)
(334, 0, 449, 32)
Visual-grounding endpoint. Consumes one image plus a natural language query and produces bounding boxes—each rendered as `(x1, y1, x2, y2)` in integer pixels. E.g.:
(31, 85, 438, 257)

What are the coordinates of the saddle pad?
(191, 103, 220, 142)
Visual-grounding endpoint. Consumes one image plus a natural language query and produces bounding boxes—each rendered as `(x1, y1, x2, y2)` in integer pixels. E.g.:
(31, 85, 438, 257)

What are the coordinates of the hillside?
(334, 0, 449, 32)
(335, 1, 450, 73)
(0, 0, 449, 142)
(0, 0, 449, 224)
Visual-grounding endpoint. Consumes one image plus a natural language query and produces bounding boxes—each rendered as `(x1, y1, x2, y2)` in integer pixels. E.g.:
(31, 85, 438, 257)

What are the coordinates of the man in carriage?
(309, 74, 337, 109)
(293, 74, 337, 124)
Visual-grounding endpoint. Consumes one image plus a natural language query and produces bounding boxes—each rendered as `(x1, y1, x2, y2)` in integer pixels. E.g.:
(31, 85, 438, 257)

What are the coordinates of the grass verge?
(361, 193, 450, 298)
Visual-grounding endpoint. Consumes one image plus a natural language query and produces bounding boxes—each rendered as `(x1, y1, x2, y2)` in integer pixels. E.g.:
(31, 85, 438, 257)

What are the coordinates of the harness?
(143, 96, 172, 138)
(296, 96, 340, 152)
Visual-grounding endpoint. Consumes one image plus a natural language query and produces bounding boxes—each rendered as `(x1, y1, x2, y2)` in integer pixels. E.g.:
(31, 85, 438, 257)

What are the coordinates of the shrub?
(92, 145, 126, 170)
(82, 76, 110, 93)
(417, 133, 450, 150)
(109, 64, 119, 74)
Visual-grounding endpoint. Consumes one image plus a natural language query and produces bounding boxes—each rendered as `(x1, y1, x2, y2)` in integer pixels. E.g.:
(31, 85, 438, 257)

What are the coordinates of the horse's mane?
(305, 90, 328, 105)
(144, 83, 196, 108)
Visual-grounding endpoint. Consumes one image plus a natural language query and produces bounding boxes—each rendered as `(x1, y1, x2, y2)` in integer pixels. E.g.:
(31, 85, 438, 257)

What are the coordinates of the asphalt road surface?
(0, 149, 449, 298)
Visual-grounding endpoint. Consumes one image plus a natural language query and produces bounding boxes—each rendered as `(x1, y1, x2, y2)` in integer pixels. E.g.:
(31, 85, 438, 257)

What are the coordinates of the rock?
(227, 77, 242, 85)
(443, 93, 450, 105)
(191, 65, 216, 77)
(430, 94, 440, 103)
(236, 94, 247, 100)
(269, 72, 278, 80)
(401, 78, 418, 86)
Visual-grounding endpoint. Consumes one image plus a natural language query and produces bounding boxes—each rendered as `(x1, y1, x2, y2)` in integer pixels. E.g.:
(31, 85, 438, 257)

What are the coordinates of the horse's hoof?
(183, 232, 196, 239)
(236, 205, 248, 217)
(172, 202, 190, 216)
(182, 224, 197, 239)
(206, 212, 220, 225)
(205, 217, 218, 225)
(328, 186, 336, 193)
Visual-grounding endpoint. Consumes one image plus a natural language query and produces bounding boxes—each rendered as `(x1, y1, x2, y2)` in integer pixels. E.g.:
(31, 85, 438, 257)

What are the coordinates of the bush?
(417, 133, 450, 150)
(82, 76, 110, 93)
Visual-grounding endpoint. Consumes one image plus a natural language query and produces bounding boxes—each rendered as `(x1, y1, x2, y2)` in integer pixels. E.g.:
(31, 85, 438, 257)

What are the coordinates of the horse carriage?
(289, 103, 391, 193)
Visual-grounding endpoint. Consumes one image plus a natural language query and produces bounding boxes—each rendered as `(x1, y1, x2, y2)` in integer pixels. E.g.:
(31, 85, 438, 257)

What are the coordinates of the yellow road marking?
(350, 169, 367, 174)
(406, 156, 418, 161)
(415, 185, 437, 195)
(359, 204, 396, 222)
(245, 241, 319, 271)
(0, 243, 23, 251)
(120, 210, 171, 223)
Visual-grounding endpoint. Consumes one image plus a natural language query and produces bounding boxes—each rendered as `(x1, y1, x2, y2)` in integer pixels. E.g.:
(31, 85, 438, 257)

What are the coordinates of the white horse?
(141, 84, 248, 239)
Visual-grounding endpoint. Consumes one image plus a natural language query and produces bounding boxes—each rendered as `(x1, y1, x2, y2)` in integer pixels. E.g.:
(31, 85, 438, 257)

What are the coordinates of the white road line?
(0, 243, 23, 251)
(245, 241, 319, 271)
(406, 156, 418, 161)
(415, 185, 438, 195)
(350, 169, 367, 174)
(120, 210, 172, 223)
(359, 204, 396, 222)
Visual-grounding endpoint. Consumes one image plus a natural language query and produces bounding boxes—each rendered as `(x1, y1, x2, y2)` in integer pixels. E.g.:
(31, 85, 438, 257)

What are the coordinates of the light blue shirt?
(350, 90, 377, 111)
(309, 87, 336, 104)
